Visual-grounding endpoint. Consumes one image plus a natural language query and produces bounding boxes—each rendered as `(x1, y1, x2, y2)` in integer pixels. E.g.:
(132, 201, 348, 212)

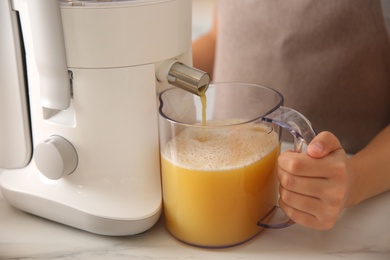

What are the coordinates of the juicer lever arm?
(27, 0, 70, 110)
(0, 0, 32, 168)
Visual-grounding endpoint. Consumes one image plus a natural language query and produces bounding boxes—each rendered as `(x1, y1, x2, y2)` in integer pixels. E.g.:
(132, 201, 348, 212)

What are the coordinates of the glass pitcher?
(158, 82, 316, 248)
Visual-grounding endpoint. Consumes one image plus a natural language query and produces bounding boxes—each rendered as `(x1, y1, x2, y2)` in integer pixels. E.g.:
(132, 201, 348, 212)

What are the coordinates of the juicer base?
(0, 164, 162, 236)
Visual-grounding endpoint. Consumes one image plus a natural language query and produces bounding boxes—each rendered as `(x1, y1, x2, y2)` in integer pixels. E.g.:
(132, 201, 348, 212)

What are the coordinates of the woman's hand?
(277, 131, 349, 230)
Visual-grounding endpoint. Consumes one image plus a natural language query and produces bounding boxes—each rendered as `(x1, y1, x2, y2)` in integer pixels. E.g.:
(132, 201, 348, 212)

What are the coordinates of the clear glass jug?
(158, 82, 316, 248)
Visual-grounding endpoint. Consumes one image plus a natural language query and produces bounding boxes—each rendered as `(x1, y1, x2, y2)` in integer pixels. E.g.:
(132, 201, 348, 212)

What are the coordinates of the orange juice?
(161, 121, 280, 247)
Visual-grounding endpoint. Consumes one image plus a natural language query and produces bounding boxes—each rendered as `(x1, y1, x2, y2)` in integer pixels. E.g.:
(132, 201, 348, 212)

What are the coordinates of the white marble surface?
(1, 184, 390, 259)
(1, 142, 390, 259)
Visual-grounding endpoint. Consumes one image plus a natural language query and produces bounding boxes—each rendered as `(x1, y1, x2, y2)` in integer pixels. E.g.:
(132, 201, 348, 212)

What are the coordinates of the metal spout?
(167, 62, 210, 96)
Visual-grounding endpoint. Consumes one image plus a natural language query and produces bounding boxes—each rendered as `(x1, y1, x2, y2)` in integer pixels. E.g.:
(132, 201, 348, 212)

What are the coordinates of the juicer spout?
(167, 62, 210, 96)
(166, 61, 210, 96)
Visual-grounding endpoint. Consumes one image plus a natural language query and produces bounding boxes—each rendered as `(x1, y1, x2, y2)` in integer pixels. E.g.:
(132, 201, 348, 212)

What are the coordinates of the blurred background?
(192, 0, 214, 40)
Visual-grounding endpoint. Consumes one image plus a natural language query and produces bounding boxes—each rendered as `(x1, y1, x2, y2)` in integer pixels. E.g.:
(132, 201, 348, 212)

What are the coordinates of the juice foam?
(163, 120, 277, 170)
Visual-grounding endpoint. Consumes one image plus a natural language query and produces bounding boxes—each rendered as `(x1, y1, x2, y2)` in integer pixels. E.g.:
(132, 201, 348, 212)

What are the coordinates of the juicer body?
(0, 0, 192, 235)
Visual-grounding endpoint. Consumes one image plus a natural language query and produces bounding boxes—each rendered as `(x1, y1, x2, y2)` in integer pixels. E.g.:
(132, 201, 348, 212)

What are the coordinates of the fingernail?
(310, 142, 324, 154)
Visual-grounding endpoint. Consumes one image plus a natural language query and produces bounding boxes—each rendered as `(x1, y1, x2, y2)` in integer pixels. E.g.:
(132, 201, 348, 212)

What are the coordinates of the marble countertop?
(1, 187, 390, 259)
(1, 142, 390, 259)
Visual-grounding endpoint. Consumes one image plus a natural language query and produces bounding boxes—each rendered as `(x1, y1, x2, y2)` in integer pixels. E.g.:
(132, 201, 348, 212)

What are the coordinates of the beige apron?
(214, 0, 390, 154)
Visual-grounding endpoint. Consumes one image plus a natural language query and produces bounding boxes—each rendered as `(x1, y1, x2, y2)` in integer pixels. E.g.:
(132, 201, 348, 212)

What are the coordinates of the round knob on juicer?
(34, 135, 78, 180)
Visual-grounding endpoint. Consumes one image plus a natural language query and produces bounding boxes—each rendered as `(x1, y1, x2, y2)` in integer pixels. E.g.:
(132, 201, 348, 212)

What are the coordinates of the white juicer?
(0, 0, 209, 235)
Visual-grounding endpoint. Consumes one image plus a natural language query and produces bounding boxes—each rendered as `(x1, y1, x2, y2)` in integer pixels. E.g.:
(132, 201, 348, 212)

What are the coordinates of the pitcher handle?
(257, 106, 317, 229)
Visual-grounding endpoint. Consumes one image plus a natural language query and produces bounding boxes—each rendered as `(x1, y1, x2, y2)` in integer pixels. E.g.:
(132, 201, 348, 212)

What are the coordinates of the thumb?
(307, 131, 343, 159)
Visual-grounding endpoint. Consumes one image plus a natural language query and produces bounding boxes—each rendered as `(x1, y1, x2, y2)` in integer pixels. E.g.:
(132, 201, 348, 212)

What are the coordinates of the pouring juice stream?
(200, 88, 207, 126)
